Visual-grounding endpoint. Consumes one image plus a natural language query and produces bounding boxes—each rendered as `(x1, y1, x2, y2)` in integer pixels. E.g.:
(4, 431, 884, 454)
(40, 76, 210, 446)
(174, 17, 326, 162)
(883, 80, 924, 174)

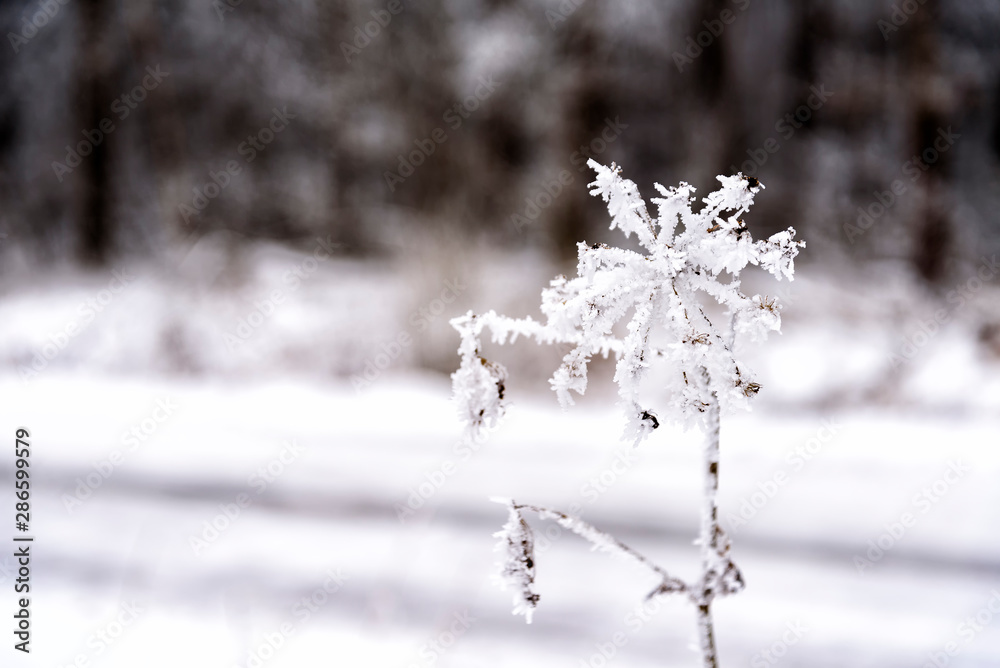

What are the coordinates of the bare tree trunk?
(903, 0, 953, 287)
(76, 0, 114, 266)
(696, 369, 722, 668)
(122, 0, 190, 243)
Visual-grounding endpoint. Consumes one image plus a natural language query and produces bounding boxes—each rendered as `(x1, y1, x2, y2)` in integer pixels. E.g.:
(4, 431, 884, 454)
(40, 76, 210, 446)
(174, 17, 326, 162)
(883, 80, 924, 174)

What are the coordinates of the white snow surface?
(1, 372, 999, 668)
(1, 237, 999, 666)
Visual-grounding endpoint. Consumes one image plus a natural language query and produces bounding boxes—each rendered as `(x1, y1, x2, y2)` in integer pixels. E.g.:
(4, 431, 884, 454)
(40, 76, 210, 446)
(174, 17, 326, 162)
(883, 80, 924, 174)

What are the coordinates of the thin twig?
(511, 502, 690, 599)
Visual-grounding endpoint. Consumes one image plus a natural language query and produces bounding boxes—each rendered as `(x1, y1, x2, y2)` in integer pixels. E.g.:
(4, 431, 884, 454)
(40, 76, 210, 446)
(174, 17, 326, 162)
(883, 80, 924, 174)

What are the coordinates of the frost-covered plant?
(451, 160, 803, 668)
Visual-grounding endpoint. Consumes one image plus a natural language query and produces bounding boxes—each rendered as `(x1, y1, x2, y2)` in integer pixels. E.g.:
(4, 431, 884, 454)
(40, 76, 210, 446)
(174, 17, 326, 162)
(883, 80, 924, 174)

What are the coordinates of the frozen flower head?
(490, 498, 539, 623)
(452, 161, 804, 445)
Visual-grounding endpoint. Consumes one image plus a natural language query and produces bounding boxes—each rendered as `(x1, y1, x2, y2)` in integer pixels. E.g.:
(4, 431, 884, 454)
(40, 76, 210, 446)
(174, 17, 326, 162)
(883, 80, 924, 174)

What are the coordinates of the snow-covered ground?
(2, 239, 999, 410)
(1, 241, 999, 666)
(2, 372, 999, 668)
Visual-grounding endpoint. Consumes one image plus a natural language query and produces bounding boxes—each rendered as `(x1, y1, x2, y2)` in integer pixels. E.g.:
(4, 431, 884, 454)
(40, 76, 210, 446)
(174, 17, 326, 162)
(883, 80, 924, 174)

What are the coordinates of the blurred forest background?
(1, 0, 999, 393)
(3, 4, 1000, 667)
(3, 0, 1000, 267)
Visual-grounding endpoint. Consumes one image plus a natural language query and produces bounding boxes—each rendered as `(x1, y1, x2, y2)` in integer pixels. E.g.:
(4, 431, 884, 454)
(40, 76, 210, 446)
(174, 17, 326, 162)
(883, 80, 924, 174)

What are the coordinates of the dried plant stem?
(506, 367, 728, 668)
(697, 603, 719, 668)
(509, 502, 688, 595)
(696, 368, 722, 668)
(469, 163, 797, 667)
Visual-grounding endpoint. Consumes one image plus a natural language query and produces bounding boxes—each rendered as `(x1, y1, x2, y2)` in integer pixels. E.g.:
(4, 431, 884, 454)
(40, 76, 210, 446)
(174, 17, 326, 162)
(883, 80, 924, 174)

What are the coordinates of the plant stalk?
(697, 368, 722, 668)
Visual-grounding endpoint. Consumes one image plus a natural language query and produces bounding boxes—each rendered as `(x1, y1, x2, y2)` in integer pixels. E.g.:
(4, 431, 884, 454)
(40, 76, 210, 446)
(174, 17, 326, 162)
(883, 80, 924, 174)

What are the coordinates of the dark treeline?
(1, 0, 998, 285)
